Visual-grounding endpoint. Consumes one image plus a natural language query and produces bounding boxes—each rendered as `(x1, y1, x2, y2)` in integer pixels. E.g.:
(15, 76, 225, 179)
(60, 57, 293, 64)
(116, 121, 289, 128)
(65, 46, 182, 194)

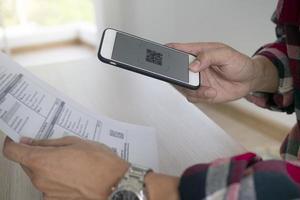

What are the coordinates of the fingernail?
(20, 137, 33, 144)
(190, 60, 201, 70)
(204, 89, 216, 98)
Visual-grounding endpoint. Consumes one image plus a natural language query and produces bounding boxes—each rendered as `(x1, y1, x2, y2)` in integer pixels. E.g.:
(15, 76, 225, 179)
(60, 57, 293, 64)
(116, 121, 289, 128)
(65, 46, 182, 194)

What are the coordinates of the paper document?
(0, 53, 158, 170)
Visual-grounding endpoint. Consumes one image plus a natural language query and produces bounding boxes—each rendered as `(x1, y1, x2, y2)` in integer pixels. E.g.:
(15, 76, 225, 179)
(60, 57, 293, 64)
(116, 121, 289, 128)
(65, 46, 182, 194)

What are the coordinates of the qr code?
(146, 49, 163, 66)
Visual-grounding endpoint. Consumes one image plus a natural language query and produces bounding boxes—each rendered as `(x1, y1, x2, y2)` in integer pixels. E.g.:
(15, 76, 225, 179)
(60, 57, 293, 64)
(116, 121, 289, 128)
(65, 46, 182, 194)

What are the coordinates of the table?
(0, 58, 245, 199)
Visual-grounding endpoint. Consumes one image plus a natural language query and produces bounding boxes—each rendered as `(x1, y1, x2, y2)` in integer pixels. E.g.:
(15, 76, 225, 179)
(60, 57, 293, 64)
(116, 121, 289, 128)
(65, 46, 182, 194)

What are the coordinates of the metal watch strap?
(117, 164, 151, 188)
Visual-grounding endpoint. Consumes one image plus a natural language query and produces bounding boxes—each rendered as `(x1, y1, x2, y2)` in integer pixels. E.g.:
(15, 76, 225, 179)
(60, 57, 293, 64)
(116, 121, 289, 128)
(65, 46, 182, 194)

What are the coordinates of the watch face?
(111, 190, 139, 200)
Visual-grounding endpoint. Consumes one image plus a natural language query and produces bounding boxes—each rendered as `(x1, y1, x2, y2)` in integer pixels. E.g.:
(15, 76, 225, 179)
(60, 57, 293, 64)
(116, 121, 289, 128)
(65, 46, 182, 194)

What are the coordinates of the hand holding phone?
(98, 28, 200, 89)
(167, 42, 266, 104)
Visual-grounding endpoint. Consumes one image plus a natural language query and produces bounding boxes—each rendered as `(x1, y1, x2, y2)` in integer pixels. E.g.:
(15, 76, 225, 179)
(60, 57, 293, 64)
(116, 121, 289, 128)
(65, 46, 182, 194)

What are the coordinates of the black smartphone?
(98, 28, 200, 89)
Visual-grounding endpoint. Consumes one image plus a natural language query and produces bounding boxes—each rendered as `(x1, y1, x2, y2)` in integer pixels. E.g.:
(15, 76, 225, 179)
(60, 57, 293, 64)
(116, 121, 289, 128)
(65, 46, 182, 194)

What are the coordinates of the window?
(1, 0, 95, 27)
(0, 0, 97, 51)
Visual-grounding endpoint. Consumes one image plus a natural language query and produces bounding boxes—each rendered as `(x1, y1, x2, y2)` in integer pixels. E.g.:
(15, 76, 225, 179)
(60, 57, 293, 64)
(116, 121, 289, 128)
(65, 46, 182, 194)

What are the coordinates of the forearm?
(251, 55, 279, 93)
(145, 172, 180, 200)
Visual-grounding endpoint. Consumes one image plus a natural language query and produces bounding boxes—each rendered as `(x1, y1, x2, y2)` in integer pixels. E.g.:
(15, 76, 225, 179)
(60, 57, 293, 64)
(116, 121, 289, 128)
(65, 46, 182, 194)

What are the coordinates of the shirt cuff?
(178, 153, 260, 200)
(247, 44, 294, 113)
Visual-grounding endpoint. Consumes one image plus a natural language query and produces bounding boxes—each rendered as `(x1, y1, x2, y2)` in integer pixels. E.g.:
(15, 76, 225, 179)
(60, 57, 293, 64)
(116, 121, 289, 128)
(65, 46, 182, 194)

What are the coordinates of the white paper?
(0, 53, 159, 171)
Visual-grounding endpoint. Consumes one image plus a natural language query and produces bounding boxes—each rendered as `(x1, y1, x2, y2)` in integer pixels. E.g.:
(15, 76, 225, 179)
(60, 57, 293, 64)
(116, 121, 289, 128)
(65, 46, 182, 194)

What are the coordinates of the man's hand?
(3, 136, 129, 200)
(167, 42, 279, 103)
(3, 136, 180, 200)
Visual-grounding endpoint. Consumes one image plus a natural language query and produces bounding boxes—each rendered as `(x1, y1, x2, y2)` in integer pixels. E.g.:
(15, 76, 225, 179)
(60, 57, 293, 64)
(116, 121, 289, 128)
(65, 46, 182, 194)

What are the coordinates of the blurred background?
(0, 0, 97, 65)
(0, 0, 295, 158)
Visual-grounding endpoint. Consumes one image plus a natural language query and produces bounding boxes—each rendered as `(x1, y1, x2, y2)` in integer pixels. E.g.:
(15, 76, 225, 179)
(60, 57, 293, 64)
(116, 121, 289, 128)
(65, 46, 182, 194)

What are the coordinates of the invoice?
(0, 53, 158, 170)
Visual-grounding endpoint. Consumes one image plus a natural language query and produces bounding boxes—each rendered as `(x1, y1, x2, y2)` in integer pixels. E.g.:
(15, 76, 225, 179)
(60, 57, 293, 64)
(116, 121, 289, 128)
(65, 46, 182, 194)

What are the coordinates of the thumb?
(3, 137, 34, 165)
(23, 136, 82, 147)
(189, 47, 231, 72)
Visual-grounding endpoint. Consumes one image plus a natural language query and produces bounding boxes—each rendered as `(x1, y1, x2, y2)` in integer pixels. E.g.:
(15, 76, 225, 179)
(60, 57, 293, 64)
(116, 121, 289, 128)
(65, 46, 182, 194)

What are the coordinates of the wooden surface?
(0, 58, 245, 199)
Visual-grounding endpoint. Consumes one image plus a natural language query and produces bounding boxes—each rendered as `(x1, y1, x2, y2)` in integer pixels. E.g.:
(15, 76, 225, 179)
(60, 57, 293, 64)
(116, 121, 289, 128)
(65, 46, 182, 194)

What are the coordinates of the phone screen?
(111, 32, 189, 82)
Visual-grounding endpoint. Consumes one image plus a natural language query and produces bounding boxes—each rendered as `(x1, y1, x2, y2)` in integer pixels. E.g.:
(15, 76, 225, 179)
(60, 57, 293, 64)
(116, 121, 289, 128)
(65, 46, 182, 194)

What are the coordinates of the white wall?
(95, 0, 277, 56)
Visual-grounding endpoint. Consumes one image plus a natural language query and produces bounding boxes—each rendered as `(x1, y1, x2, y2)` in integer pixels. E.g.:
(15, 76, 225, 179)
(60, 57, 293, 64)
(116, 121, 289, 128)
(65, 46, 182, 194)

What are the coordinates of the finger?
(3, 137, 34, 165)
(186, 96, 201, 103)
(172, 84, 185, 94)
(25, 136, 82, 147)
(189, 59, 202, 72)
(182, 86, 217, 99)
(166, 42, 225, 55)
(191, 47, 231, 72)
(173, 83, 213, 103)
(172, 84, 198, 98)
(21, 164, 34, 179)
(43, 192, 61, 200)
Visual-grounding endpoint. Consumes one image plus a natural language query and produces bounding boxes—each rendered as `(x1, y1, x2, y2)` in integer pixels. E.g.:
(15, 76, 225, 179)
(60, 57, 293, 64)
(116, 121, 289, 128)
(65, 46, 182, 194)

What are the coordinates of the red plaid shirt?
(179, 0, 300, 199)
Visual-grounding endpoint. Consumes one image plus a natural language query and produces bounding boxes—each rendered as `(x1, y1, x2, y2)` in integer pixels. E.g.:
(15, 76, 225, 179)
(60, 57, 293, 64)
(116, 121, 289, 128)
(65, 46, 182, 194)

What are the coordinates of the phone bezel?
(98, 28, 200, 89)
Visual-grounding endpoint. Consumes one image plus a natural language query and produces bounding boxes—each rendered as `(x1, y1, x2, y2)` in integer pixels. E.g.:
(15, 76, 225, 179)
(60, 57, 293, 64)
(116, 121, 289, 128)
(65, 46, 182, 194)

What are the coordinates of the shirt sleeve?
(245, 13, 294, 114)
(179, 153, 300, 200)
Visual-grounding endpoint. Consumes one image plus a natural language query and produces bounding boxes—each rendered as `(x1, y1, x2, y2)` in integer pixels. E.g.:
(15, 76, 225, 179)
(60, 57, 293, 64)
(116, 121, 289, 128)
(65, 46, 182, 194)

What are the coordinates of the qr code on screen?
(146, 49, 163, 66)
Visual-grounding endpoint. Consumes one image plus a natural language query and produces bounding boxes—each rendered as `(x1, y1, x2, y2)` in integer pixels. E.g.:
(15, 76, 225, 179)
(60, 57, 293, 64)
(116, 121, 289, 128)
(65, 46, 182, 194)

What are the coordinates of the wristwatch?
(109, 164, 151, 200)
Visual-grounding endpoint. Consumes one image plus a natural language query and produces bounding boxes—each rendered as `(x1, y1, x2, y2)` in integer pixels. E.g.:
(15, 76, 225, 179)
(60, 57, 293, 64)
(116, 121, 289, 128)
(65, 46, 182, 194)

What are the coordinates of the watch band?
(109, 164, 152, 200)
(117, 164, 152, 188)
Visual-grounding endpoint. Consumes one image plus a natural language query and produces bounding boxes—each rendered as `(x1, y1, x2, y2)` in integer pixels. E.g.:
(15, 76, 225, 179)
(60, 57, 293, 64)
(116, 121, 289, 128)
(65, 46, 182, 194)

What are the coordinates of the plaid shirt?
(179, 1, 300, 199)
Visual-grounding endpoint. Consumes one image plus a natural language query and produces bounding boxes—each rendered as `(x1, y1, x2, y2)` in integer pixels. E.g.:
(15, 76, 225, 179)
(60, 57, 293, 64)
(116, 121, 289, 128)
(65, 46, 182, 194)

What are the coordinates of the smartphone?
(98, 28, 200, 89)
